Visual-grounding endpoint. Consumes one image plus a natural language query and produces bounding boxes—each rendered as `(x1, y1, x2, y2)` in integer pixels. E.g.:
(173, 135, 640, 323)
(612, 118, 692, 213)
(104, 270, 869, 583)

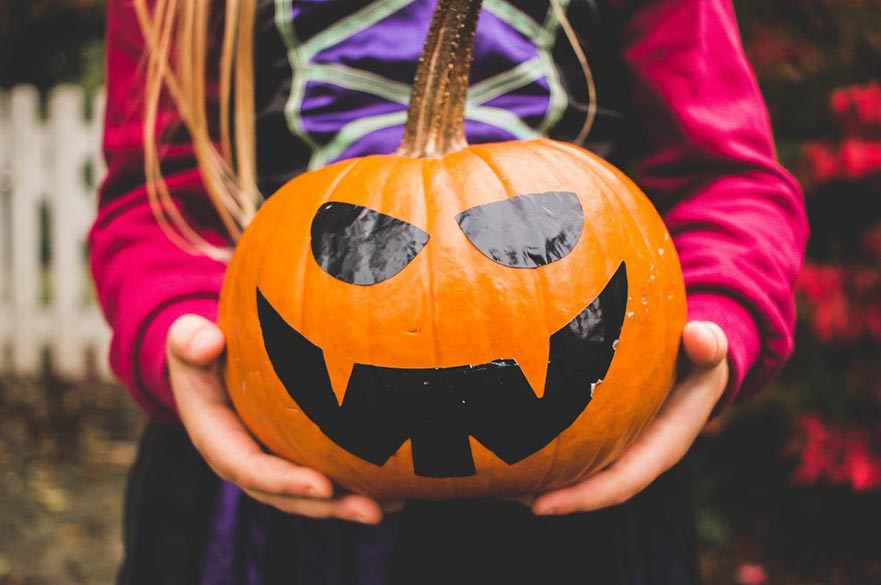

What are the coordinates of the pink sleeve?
(612, 0, 809, 408)
(89, 0, 227, 419)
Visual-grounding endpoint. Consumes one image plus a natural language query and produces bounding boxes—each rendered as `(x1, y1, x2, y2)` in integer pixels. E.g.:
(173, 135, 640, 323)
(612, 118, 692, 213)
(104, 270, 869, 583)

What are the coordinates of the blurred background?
(1, 0, 880, 583)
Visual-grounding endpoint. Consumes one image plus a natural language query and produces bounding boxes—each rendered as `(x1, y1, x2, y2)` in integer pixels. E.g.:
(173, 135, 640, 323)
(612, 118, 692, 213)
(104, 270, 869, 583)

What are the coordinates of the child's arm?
(531, 0, 808, 513)
(88, 0, 228, 419)
(90, 0, 392, 523)
(613, 0, 809, 410)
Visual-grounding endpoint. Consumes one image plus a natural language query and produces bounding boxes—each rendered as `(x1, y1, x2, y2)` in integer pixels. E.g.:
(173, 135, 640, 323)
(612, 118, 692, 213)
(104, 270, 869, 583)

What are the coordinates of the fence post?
(9, 86, 45, 376)
(48, 86, 89, 378)
(87, 90, 113, 380)
(1, 85, 114, 381)
(0, 90, 9, 365)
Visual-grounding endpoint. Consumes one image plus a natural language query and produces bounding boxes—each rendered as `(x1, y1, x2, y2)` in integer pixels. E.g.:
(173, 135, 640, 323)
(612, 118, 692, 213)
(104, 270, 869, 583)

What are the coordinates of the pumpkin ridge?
(536, 140, 655, 280)
(533, 415, 562, 493)
(477, 143, 621, 491)
(574, 147, 686, 459)
(458, 148, 517, 358)
(472, 147, 556, 395)
(502, 142, 593, 353)
(265, 159, 363, 468)
(298, 160, 361, 323)
(465, 144, 517, 194)
(468, 141, 596, 354)
(581, 147, 667, 285)
(364, 156, 409, 368)
(418, 158, 442, 369)
(301, 158, 364, 336)
(520, 140, 683, 477)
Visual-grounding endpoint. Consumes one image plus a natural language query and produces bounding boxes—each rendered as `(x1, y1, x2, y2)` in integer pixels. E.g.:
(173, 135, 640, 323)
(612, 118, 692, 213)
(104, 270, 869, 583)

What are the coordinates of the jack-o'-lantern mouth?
(256, 262, 628, 478)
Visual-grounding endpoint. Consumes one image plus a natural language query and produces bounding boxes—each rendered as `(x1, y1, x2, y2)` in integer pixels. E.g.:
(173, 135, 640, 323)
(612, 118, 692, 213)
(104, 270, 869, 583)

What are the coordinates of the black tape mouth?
(256, 262, 628, 478)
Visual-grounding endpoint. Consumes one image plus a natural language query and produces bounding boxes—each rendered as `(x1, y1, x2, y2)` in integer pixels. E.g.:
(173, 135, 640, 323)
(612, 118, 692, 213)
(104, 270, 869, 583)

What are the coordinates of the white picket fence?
(0, 85, 113, 380)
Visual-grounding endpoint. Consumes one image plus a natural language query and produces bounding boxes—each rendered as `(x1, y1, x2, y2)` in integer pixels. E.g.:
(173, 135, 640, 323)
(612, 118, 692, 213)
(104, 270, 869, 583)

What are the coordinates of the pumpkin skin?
(218, 138, 686, 500)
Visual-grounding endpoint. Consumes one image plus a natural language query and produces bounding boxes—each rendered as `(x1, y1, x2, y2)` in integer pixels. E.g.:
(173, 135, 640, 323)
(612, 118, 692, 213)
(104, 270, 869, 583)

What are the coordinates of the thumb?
(167, 314, 226, 367)
(681, 321, 728, 368)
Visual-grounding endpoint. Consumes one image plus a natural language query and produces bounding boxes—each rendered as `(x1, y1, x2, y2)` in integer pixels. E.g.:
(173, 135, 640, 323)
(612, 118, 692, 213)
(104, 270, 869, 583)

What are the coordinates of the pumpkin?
(218, 0, 686, 500)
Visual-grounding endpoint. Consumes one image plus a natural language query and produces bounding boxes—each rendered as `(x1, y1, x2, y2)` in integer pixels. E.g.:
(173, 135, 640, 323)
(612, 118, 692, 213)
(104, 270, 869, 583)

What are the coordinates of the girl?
(90, 0, 808, 583)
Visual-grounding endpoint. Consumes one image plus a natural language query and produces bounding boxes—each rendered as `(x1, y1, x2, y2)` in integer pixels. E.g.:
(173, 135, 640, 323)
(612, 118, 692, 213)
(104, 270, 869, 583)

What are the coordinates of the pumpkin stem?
(397, 0, 483, 158)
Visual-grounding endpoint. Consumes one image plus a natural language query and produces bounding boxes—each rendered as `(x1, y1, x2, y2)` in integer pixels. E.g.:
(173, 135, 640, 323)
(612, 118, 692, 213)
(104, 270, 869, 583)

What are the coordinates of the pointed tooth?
(323, 351, 355, 406)
(516, 343, 550, 399)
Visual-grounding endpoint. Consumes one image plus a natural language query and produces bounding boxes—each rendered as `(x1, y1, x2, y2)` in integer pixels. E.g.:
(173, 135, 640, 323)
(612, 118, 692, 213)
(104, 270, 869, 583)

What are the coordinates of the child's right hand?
(166, 314, 397, 525)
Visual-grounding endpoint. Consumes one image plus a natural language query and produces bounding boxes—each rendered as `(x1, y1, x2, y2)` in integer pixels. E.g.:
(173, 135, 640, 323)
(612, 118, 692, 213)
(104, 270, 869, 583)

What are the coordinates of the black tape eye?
(455, 191, 584, 268)
(311, 202, 430, 286)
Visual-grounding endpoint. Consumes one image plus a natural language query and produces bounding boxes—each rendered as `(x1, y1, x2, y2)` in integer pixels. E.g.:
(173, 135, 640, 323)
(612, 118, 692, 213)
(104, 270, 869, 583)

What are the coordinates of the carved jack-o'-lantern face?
(219, 140, 686, 500)
(218, 0, 685, 500)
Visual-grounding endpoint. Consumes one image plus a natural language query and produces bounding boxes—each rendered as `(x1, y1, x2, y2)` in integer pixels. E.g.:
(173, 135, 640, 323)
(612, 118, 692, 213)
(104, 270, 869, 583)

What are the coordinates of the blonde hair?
(134, 0, 594, 260)
(133, 0, 260, 260)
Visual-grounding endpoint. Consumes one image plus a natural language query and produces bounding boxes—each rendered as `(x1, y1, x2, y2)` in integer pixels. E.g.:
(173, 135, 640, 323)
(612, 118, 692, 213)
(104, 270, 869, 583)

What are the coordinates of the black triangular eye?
(311, 202, 430, 286)
(455, 191, 584, 268)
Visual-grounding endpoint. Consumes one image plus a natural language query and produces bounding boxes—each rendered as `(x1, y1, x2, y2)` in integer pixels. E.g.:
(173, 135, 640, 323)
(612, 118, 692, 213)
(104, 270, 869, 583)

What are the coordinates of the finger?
(681, 321, 728, 367)
(533, 360, 727, 515)
(243, 489, 385, 524)
(169, 352, 334, 499)
(167, 314, 226, 366)
(182, 400, 333, 498)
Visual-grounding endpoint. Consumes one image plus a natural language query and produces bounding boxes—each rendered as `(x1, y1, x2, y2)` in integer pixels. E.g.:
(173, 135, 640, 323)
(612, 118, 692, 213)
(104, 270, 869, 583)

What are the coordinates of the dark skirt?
(118, 422, 700, 585)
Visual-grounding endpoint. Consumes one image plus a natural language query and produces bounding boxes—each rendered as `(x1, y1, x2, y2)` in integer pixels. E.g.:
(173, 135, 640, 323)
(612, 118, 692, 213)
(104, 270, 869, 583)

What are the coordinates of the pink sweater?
(90, 0, 808, 420)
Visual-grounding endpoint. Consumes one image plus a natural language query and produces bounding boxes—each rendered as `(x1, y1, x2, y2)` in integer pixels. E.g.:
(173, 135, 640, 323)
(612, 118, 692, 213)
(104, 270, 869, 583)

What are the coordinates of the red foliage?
(801, 139, 881, 183)
(830, 81, 881, 136)
(796, 82, 881, 349)
(736, 564, 769, 585)
(791, 80, 881, 494)
(790, 414, 881, 492)
(840, 139, 881, 179)
(796, 256, 881, 343)
(800, 82, 881, 184)
(797, 265, 849, 342)
(802, 142, 839, 183)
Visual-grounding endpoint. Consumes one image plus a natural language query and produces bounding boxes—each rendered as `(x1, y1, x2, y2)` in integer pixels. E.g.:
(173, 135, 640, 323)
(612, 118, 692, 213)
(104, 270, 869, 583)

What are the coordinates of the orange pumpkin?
(219, 0, 686, 500)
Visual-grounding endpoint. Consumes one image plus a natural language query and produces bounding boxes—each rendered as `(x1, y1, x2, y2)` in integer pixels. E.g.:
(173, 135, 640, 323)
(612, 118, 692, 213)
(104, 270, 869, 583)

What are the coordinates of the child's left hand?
(528, 320, 729, 515)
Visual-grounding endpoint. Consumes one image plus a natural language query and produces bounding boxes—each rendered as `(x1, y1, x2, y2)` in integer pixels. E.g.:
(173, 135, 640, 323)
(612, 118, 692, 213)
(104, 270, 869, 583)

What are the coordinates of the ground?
(1, 375, 879, 584)
(0, 375, 142, 584)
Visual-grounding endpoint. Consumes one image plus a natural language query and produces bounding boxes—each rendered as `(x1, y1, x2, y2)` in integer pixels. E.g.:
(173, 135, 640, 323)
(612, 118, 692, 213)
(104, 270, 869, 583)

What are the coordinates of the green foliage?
(735, 0, 881, 157)
(0, 1, 106, 90)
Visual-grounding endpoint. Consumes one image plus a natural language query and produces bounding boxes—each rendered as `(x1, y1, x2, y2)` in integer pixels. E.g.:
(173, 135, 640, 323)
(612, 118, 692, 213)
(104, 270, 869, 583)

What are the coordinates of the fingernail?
(190, 329, 211, 353)
(191, 328, 218, 355)
(535, 505, 559, 516)
(347, 512, 370, 524)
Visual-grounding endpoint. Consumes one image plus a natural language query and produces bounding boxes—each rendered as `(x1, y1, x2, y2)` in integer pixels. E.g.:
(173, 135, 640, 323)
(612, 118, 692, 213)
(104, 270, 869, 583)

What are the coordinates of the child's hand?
(167, 314, 400, 524)
(529, 321, 729, 515)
